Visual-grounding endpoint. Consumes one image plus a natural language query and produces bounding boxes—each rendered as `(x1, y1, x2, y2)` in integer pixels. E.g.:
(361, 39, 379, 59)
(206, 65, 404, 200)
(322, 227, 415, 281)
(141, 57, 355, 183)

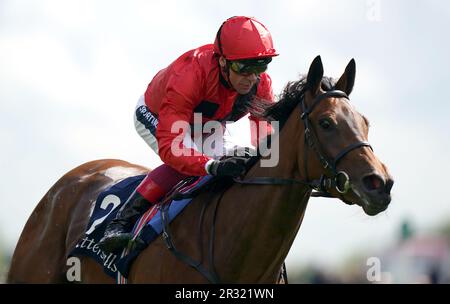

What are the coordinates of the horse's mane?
(247, 76, 337, 129)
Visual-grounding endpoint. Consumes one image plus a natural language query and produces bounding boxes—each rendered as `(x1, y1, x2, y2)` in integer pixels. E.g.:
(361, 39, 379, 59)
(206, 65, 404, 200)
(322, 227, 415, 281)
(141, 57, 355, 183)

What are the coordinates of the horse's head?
(301, 56, 394, 215)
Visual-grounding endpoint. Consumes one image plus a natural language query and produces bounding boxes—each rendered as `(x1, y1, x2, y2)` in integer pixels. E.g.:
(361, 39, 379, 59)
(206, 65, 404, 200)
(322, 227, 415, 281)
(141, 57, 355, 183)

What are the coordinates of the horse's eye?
(319, 119, 332, 130)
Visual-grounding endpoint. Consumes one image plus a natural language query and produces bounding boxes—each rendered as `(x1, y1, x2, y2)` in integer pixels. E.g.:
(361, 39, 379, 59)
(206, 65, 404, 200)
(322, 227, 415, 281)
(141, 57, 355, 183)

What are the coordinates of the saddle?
(69, 154, 257, 280)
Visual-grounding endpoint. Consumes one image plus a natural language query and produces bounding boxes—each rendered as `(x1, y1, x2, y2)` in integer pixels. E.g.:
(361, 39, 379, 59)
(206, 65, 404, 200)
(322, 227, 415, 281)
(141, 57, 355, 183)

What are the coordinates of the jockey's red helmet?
(214, 16, 279, 61)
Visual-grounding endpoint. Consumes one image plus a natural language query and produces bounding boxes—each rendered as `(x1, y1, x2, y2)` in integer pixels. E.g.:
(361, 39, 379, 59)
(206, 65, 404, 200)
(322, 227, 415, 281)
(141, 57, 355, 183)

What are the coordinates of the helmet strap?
(218, 58, 233, 90)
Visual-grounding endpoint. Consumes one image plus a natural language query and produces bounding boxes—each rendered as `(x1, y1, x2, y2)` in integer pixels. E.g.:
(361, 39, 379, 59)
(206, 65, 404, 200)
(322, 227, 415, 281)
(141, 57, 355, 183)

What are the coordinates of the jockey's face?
(219, 56, 258, 94)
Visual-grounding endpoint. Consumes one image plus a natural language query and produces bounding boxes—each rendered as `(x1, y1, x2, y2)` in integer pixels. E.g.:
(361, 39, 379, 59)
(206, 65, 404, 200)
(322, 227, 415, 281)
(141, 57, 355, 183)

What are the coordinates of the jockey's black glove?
(207, 157, 248, 177)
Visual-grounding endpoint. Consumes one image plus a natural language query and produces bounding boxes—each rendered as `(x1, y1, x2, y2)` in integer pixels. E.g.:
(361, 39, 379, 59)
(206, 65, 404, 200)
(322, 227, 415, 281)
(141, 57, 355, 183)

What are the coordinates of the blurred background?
(1, 0, 449, 283)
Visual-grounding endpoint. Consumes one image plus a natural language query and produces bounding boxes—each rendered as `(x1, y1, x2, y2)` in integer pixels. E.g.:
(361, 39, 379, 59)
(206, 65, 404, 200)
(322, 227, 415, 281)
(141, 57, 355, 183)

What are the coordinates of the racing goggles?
(227, 57, 272, 76)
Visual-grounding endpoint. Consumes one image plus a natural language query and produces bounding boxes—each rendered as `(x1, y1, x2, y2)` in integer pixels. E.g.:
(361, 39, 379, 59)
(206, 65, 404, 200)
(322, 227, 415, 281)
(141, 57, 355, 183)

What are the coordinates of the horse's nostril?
(385, 179, 394, 195)
(362, 174, 385, 192)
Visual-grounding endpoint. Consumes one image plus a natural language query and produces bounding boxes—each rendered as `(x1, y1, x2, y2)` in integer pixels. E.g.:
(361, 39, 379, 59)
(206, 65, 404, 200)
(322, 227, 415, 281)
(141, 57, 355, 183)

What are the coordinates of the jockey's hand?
(207, 157, 248, 177)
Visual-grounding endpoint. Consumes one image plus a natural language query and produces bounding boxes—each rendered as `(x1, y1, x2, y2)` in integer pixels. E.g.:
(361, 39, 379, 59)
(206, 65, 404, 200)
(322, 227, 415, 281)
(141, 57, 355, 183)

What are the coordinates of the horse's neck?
(216, 106, 311, 283)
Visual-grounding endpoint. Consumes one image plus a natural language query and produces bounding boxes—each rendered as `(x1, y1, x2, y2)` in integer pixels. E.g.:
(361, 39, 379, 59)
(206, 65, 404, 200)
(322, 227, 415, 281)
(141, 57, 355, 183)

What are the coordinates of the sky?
(1, 0, 450, 273)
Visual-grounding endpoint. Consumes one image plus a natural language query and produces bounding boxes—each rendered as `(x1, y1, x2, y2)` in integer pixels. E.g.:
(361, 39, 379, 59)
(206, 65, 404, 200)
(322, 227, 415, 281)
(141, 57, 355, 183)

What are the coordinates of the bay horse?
(8, 56, 393, 283)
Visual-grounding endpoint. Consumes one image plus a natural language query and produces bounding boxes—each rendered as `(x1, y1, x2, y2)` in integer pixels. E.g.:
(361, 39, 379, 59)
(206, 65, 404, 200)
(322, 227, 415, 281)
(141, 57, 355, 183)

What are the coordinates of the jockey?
(98, 16, 278, 252)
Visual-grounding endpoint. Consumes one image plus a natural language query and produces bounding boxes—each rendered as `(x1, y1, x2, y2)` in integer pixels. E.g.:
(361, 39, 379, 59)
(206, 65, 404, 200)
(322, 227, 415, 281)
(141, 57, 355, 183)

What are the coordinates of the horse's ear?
(306, 55, 324, 96)
(334, 58, 356, 95)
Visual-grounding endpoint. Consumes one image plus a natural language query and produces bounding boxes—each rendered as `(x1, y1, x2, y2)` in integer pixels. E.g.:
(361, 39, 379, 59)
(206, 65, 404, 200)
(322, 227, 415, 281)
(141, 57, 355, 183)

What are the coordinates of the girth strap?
(160, 203, 221, 283)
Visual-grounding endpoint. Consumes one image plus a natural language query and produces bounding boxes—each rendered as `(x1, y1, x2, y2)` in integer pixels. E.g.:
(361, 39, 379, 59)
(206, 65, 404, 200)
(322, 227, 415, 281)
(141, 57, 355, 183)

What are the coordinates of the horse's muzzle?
(359, 173, 394, 215)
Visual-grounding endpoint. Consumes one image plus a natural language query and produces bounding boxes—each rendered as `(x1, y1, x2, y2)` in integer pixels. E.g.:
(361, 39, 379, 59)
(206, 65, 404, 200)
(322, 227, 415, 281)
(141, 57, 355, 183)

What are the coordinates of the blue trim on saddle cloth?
(68, 174, 213, 279)
(116, 175, 214, 278)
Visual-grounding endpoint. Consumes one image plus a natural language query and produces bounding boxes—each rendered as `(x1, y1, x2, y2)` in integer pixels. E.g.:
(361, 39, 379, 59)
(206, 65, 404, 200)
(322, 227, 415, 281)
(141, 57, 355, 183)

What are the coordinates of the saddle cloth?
(69, 174, 213, 279)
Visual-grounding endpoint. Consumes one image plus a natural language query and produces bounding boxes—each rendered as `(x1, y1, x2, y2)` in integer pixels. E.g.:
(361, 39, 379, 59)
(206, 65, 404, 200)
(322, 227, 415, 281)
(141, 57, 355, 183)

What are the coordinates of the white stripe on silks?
(134, 95, 159, 154)
(134, 114, 159, 154)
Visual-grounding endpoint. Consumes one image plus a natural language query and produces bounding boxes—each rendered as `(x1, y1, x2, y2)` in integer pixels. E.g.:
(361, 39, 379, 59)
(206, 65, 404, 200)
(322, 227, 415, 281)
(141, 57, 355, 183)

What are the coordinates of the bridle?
(301, 90, 372, 198)
(159, 89, 373, 284)
(234, 89, 373, 202)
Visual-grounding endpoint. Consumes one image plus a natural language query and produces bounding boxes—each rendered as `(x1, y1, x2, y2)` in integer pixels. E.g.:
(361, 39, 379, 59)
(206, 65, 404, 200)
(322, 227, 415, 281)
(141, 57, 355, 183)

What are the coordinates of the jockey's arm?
(156, 91, 212, 177)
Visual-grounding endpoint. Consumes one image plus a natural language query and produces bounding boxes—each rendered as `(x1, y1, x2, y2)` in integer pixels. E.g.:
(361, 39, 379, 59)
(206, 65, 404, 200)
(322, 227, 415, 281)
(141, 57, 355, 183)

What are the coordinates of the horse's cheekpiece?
(69, 174, 213, 279)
